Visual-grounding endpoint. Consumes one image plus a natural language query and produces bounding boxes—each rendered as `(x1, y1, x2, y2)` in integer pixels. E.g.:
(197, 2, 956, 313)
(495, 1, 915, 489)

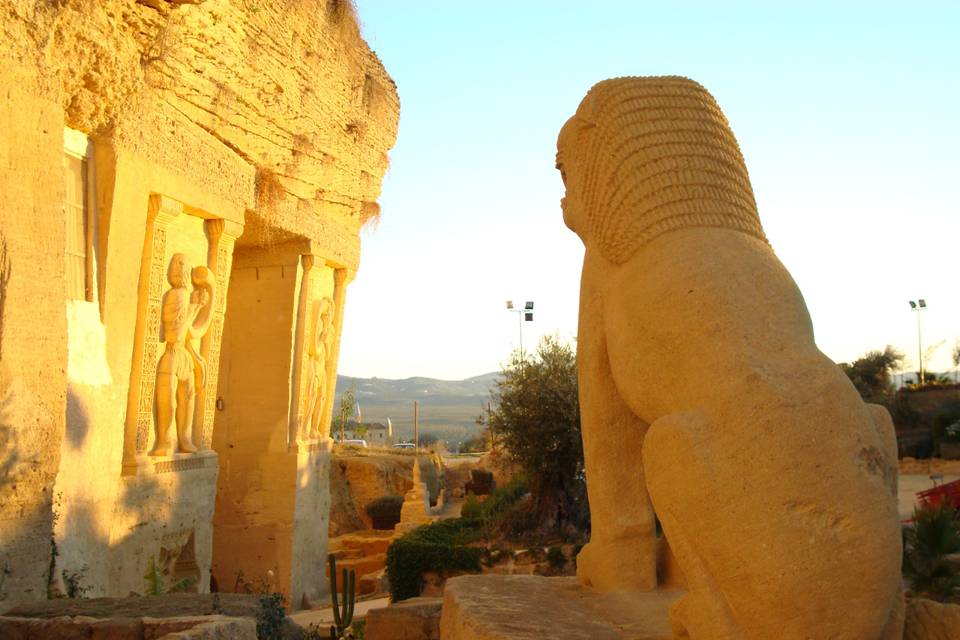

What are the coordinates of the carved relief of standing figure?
(303, 298, 334, 440)
(150, 253, 216, 456)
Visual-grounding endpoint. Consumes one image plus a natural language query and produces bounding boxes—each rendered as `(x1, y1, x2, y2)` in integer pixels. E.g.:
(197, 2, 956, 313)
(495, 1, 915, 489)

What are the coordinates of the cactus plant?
(328, 553, 356, 640)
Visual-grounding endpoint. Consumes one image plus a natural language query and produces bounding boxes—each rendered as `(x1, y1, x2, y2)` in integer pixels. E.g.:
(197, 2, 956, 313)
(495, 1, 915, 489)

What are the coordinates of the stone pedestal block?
(366, 597, 442, 640)
(439, 575, 680, 640)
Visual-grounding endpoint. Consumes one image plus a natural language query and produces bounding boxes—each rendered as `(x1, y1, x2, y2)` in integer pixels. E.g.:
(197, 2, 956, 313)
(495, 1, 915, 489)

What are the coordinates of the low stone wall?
(419, 544, 579, 598)
(899, 458, 960, 475)
(365, 597, 442, 640)
(0, 614, 256, 639)
(4, 593, 262, 619)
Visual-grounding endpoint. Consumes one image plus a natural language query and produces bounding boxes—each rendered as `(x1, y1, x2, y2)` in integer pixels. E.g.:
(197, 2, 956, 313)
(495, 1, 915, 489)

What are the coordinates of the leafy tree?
(459, 435, 488, 453)
(418, 432, 439, 448)
(488, 335, 588, 535)
(839, 346, 904, 402)
(333, 386, 356, 442)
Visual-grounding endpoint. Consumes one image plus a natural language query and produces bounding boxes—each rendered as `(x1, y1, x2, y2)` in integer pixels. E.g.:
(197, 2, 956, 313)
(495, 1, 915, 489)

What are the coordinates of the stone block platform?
(439, 575, 681, 640)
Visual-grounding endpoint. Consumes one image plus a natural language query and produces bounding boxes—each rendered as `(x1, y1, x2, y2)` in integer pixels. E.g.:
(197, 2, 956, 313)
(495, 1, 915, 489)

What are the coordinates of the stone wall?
(0, 60, 69, 612)
(0, 0, 398, 611)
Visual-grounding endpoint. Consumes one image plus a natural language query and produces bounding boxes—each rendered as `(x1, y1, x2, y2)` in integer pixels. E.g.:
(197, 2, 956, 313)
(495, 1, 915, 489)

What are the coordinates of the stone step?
(358, 568, 387, 597)
(365, 597, 443, 640)
(335, 533, 396, 556)
(327, 553, 388, 592)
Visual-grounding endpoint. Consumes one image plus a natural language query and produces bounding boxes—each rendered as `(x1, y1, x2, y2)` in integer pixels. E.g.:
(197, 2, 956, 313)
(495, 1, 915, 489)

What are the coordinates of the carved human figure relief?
(150, 253, 216, 456)
(559, 77, 903, 639)
(303, 297, 334, 440)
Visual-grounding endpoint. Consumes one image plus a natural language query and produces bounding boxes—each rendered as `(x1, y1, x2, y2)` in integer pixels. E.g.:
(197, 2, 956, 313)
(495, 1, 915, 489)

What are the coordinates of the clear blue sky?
(339, 1, 960, 380)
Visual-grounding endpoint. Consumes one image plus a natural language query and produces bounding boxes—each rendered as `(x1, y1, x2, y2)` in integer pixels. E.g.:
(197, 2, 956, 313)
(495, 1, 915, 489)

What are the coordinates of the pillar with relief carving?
(123, 195, 183, 472)
(194, 218, 243, 451)
(288, 254, 316, 445)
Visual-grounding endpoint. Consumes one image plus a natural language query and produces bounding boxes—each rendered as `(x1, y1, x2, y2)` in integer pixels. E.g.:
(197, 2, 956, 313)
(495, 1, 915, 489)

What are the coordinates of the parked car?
(391, 442, 416, 450)
(341, 439, 368, 448)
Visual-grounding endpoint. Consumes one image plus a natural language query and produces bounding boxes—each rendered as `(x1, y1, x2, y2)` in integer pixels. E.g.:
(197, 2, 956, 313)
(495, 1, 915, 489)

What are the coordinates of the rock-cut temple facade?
(0, 0, 398, 611)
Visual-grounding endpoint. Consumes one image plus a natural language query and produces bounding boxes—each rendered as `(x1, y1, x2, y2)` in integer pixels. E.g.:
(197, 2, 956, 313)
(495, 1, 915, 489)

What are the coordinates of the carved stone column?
(288, 254, 316, 446)
(318, 267, 353, 439)
(123, 195, 183, 471)
(195, 218, 243, 451)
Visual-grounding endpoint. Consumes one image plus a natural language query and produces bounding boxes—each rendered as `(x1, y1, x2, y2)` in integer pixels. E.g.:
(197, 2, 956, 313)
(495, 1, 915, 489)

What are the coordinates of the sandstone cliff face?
(3, 0, 397, 264)
(329, 454, 414, 536)
(0, 0, 398, 610)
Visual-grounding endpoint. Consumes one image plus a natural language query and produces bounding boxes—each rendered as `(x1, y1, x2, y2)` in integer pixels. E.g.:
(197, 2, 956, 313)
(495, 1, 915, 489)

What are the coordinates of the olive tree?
(488, 335, 589, 534)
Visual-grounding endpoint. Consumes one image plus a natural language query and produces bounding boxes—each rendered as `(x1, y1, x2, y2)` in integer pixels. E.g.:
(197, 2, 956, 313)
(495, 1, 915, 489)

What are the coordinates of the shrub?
(488, 336, 590, 534)
(547, 546, 566, 569)
(464, 469, 495, 496)
(255, 593, 287, 640)
(934, 404, 960, 443)
(903, 501, 960, 601)
(385, 519, 483, 602)
(461, 493, 483, 521)
(365, 495, 403, 530)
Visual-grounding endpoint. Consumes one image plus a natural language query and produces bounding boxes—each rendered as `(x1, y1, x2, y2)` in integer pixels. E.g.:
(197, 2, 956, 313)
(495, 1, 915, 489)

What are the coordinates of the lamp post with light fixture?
(505, 300, 534, 370)
(909, 299, 927, 384)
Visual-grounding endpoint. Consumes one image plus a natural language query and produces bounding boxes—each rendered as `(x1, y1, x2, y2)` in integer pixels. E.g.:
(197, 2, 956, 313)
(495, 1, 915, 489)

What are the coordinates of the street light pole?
(909, 299, 927, 384)
(505, 300, 535, 371)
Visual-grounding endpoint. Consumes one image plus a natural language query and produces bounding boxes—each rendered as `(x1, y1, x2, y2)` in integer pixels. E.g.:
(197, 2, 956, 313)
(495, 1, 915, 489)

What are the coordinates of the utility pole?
(909, 299, 927, 384)
(486, 401, 493, 450)
(505, 300, 535, 373)
(414, 400, 419, 451)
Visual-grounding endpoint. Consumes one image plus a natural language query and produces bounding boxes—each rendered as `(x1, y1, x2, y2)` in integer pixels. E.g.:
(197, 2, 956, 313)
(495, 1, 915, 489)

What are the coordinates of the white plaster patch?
(67, 300, 112, 386)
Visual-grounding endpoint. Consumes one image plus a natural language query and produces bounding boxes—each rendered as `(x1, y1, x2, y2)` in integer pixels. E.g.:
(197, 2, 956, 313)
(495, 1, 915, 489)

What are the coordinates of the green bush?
(903, 501, 960, 601)
(385, 519, 483, 602)
(546, 546, 566, 569)
(255, 593, 287, 640)
(934, 404, 960, 443)
(465, 469, 495, 496)
(461, 493, 483, 521)
(477, 475, 527, 521)
(365, 495, 404, 530)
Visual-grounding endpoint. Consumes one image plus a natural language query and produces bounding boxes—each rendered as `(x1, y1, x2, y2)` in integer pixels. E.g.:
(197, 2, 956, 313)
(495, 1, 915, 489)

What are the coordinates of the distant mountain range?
(333, 372, 500, 445)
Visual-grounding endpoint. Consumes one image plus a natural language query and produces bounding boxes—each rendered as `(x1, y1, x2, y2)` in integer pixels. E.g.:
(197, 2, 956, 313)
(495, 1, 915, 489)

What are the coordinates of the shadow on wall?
(0, 371, 18, 486)
(65, 386, 90, 451)
(0, 237, 15, 484)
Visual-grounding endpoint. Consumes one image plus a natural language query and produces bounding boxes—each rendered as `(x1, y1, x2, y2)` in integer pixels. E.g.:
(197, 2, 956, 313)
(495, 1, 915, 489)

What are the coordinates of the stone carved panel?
(302, 297, 334, 440)
(126, 197, 182, 462)
(124, 194, 241, 471)
(149, 253, 216, 456)
(289, 257, 347, 447)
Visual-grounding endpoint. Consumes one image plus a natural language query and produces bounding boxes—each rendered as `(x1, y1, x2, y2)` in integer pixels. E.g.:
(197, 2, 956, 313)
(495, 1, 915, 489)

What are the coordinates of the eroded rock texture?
(0, 0, 397, 610)
(904, 598, 960, 640)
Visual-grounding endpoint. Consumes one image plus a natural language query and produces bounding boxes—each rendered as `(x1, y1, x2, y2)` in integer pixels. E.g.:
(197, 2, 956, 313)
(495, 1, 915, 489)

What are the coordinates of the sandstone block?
(904, 598, 960, 640)
(439, 575, 678, 640)
(366, 597, 442, 640)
